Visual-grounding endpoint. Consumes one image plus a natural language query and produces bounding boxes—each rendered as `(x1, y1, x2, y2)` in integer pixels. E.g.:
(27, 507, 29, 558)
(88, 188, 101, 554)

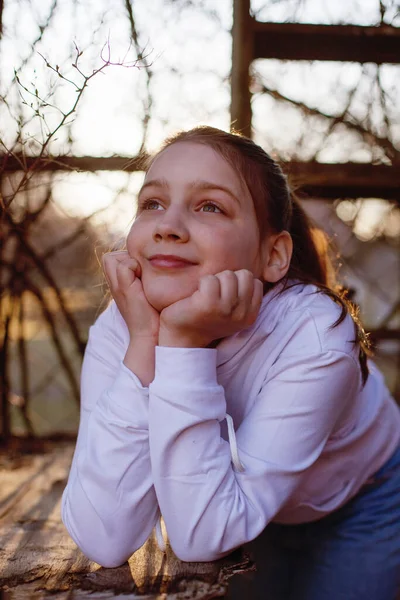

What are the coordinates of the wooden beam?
(286, 161, 400, 201)
(253, 22, 400, 64)
(370, 329, 400, 342)
(2, 155, 399, 201)
(230, 0, 253, 136)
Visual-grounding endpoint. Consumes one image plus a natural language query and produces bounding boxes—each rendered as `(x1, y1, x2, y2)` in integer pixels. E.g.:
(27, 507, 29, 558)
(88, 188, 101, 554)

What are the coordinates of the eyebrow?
(139, 178, 241, 206)
(139, 178, 169, 195)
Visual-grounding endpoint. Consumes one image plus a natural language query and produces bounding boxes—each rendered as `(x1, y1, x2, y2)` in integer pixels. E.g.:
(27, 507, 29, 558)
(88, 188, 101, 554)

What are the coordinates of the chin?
(142, 280, 194, 312)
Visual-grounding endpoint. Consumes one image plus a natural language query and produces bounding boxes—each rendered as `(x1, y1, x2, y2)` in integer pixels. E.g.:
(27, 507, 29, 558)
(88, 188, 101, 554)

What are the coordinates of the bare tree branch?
(254, 78, 400, 163)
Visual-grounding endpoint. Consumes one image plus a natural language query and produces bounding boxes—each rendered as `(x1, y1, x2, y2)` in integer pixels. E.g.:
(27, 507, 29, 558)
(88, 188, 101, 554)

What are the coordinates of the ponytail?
(286, 194, 371, 385)
(287, 196, 331, 286)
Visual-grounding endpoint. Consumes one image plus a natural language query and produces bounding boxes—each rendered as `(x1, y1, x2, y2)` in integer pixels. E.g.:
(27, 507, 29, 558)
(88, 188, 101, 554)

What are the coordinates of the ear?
(261, 231, 293, 283)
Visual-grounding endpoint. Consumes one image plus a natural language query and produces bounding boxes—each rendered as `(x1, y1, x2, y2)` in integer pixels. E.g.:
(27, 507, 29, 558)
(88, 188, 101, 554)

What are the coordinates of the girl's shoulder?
(263, 282, 359, 358)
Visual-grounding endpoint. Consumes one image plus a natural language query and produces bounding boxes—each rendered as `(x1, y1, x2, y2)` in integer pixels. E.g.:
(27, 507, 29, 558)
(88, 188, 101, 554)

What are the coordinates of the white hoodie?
(61, 282, 400, 567)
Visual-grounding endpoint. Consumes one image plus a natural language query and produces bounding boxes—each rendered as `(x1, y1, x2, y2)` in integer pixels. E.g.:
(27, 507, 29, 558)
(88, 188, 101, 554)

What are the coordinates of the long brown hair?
(150, 126, 371, 383)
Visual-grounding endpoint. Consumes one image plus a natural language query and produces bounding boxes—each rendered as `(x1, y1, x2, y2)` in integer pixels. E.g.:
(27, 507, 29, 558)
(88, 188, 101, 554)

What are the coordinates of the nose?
(153, 207, 189, 243)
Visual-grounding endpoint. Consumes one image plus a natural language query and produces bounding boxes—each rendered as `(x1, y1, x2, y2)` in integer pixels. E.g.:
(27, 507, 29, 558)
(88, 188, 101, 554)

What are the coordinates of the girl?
(61, 126, 400, 600)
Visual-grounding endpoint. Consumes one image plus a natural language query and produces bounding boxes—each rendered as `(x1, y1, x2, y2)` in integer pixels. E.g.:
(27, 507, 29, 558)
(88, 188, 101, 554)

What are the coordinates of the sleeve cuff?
(154, 346, 218, 388)
(120, 361, 149, 391)
(149, 347, 225, 420)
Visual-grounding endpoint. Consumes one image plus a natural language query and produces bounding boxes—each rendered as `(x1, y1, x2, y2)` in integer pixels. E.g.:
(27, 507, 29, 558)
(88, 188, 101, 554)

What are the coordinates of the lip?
(148, 254, 197, 269)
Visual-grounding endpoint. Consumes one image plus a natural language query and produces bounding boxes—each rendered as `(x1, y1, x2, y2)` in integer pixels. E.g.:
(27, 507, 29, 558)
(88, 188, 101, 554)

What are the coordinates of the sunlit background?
(1, 0, 399, 437)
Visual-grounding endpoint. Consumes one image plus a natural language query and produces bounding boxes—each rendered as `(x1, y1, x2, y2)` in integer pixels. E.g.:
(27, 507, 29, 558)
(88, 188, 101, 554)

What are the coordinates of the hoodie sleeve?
(61, 302, 158, 568)
(148, 345, 360, 562)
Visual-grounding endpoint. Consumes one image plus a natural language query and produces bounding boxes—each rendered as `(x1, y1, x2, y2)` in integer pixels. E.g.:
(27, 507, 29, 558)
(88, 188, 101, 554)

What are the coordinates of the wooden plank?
(2, 153, 400, 201)
(369, 329, 400, 342)
(231, 0, 253, 136)
(0, 441, 254, 599)
(2, 155, 399, 201)
(286, 161, 400, 201)
(253, 22, 400, 64)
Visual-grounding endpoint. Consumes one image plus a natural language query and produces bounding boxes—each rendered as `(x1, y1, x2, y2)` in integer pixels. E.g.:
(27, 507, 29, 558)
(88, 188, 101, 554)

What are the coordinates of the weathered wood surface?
(0, 441, 254, 599)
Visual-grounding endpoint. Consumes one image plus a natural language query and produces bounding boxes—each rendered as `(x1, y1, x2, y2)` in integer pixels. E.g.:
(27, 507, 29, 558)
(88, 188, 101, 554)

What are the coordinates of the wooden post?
(231, 0, 253, 137)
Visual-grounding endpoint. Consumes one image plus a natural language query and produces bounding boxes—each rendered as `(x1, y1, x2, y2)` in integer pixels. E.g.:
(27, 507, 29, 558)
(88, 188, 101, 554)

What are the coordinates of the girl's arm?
(61, 302, 159, 568)
(148, 343, 360, 562)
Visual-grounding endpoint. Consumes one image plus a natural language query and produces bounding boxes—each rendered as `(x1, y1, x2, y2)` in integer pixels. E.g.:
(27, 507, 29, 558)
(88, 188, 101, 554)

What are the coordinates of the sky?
(1, 0, 399, 236)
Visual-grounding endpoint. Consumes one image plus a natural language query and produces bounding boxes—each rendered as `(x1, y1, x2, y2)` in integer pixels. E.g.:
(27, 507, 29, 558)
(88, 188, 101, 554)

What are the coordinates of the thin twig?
(255, 79, 400, 163)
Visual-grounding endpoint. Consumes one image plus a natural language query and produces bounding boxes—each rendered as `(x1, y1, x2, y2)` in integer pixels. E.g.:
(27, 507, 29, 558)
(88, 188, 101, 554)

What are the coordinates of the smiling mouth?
(148, 255, 197, 269)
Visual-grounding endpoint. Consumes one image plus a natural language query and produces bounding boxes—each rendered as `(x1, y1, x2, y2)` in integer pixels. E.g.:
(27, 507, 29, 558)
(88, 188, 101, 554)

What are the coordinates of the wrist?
(124, 338, 157, 386)
(158, 326, 208, 348)
(128, 331, 158, 345)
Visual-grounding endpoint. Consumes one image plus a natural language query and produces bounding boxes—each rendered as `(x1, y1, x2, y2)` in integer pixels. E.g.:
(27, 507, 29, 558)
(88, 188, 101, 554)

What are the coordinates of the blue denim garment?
(231, 444, 400, 600)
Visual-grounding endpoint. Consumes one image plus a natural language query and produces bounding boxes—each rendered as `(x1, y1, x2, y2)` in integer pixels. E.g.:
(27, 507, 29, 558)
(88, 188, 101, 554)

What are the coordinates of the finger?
(116, 259, 136, 290)
(111, 253, 141, 277)
(103, 250, 129, 272)
(113, 253, 140, 272)
(103, 253, 141, 281)
(215, 271, 239, 314)
(126, 256, 142, 277)
(102, 254, 136, 291)
(197, 274, 221, 312)
(235, 270, 255, 315)
(249, 278, 264, 320)
(102, 253, 119, 291)
(106, 250, 129, 258)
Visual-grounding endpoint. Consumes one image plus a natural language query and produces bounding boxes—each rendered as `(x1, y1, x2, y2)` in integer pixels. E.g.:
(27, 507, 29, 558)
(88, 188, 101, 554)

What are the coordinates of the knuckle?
(220, 270, 235, 279)
(233, 310, 245, 322)
(243, 269, 254, 280)
(220, 304, 232, 317)
(202, 274, 215, 284)
(235, 269, 251, 285)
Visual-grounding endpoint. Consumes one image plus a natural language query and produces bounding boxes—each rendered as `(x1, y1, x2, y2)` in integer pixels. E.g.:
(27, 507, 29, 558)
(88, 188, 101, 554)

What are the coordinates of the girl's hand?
(102, 251, 160, 342)
(159, 269, 264, 348)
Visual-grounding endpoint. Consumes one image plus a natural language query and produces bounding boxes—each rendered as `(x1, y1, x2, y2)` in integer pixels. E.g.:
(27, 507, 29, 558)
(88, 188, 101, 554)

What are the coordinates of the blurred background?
(1, 0, 399, 442)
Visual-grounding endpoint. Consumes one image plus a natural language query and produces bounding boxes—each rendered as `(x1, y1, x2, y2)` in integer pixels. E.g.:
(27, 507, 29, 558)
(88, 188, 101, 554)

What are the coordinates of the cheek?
(212, 237, 259, 270)
(126, 223, 145, 256)
(126, 227, 135, 251)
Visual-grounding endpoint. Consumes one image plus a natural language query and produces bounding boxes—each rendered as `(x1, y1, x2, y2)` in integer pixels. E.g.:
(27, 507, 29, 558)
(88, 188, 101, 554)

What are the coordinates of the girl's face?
(127, 141, 266, 312)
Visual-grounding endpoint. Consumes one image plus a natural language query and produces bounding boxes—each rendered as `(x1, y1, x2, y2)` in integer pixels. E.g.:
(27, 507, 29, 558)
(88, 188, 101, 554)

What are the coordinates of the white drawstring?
(155, 513, 167, 552)
(225, 413, 245, 472)
(154, 413, 245, 552)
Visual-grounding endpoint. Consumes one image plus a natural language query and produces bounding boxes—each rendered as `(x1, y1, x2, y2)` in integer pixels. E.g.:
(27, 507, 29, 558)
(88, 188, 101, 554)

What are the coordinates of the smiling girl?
(61, 127, 400, 600)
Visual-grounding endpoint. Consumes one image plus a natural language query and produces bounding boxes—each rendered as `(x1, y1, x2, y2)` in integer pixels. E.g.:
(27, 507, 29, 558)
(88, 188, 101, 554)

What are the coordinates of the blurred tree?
(0, 0, 399, 442)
